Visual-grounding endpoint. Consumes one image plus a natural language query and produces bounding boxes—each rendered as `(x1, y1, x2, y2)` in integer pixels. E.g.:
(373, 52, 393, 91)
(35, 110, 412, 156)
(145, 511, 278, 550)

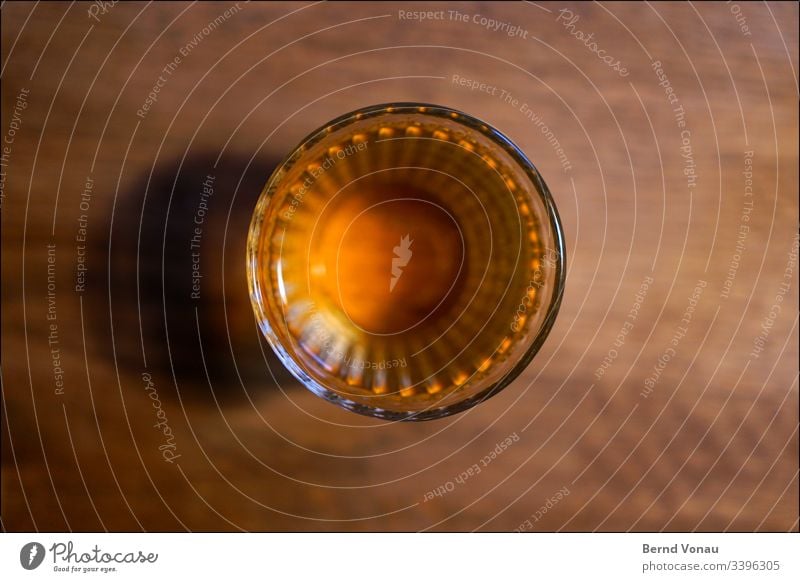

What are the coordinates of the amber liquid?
(251, 108, 552, 417)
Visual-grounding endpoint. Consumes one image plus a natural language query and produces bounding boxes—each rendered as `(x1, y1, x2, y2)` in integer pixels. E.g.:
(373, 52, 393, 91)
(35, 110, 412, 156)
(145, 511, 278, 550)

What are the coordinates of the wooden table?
(2, 1, 797, 531)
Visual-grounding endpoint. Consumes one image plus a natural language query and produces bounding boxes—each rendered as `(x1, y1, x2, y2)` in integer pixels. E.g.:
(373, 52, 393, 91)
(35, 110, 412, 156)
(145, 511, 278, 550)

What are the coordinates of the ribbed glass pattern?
(247, 103, 565, 420)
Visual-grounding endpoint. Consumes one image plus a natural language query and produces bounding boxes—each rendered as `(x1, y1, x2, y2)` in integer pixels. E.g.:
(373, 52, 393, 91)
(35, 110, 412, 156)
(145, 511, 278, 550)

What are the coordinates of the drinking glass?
(247, 103, 565, 420)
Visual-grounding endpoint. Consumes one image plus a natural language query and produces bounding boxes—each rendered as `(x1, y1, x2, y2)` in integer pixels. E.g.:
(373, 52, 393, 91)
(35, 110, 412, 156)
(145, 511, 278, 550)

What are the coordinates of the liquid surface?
(253, 111, 551, 414)
(313, 180, 466, 335)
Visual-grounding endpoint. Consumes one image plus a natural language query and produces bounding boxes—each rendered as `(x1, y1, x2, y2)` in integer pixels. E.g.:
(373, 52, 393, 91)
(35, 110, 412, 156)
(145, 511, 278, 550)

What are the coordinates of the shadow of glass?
(93, 153, 296, 406)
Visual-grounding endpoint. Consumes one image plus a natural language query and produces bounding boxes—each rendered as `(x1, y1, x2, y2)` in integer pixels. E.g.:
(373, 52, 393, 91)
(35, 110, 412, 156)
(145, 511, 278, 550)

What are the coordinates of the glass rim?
(247, 102, 567, 421)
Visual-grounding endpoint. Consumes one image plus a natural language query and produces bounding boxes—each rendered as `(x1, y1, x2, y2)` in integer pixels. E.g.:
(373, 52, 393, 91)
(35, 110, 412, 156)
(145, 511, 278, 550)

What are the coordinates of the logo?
(20, 542, 45, 570)
(390, 234, 413, 292)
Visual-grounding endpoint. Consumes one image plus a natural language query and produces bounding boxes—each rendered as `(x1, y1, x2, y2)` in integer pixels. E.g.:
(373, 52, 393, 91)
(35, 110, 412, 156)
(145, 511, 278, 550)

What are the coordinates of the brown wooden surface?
(2, 1, 798, 531)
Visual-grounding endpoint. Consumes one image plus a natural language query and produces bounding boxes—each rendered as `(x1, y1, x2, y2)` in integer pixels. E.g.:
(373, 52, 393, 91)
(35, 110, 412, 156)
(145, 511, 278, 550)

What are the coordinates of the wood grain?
(2, 1, 797, 531)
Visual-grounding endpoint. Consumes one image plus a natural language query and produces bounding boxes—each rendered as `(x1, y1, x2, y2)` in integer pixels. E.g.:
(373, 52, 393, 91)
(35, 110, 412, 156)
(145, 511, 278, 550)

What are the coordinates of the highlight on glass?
(247, 103, 565, 420)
